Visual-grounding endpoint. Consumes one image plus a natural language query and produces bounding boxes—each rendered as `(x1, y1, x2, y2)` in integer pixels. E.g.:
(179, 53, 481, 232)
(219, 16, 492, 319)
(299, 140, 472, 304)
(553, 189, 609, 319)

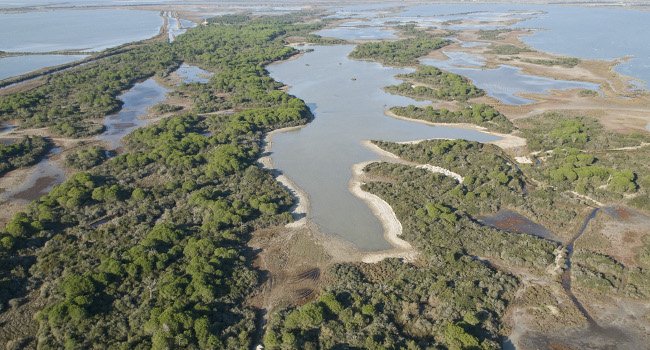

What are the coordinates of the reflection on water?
(421, 55, 600, 105)
(99, 78, 169, 149)
(268, 45, 499, 250)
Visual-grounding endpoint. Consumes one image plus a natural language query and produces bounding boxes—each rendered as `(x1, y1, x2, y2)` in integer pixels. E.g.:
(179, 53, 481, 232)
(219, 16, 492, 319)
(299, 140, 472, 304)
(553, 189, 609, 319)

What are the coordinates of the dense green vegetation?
(151, 103, 183, 114)
(0, 15, 314, 348)
(516, 114, 650, 208)
(2, 10, 648, 349)
(477, 29, 510, 40)
(303, 34, 348, 45)
(0, 44, 179, 137)
(265, 257, 517, 349)
(517, 113, 648, 152)
(0, 136, 51, 176)
(385, 66, 485, 102)
(522, 57, 580, 68)
(64, 146, 109, 170)
(350, 37, 450, 66)
(488, 44, 531, 55)
(265, 139, 569, 348)
(390, 104, 514, 133)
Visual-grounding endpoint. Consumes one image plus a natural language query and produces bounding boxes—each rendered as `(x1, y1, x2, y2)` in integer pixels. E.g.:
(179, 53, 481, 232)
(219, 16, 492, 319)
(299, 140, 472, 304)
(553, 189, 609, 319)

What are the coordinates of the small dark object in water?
(351, 77, 357, 81)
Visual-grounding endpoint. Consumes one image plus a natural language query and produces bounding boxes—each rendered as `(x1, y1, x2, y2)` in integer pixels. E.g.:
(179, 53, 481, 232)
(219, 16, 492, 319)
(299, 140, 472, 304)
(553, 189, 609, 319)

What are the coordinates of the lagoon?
(267, 45, 498, 250)
(421, 53, 600, 105)
(0, 54, 88, 81)
(100, 78, 169, 150)
(0, 9, 162, 53)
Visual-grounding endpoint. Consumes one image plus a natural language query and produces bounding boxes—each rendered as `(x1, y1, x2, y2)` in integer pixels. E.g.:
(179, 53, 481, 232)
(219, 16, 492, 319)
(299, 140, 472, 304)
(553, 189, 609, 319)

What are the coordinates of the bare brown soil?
(450, 29, 650, 134)
(247, 225, 358, 315)
(577, 207, 650, 267)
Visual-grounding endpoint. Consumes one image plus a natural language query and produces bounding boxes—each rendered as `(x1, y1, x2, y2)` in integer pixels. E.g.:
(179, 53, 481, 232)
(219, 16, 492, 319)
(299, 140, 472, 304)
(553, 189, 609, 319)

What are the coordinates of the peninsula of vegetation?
(0, 6, 649, 350)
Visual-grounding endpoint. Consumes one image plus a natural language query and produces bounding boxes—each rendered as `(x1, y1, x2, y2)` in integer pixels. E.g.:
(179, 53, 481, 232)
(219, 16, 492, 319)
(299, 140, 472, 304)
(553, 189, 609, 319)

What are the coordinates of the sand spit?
(349, 161, 418, 263)
(259, 128, 419, 264)
(363, 140, 464, 182)
(385, 110, 527, 150)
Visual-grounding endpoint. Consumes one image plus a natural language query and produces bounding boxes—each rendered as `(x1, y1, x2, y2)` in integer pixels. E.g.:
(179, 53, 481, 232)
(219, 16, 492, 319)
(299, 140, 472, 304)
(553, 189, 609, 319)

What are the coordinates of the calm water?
(100, 78, 168, 149)
(515, 6, 650, 90)
(328, 3, 650, 89)
(0, 147, 65, 203)
(175, 63, 213, 84)
(0, 54, 88, 81)
(480, 210, 558, 241)
(421, 53, 600, 105)
(0, 9, 162, 52)
(267, 45, 498, 250)
(316, 26, 396, 40)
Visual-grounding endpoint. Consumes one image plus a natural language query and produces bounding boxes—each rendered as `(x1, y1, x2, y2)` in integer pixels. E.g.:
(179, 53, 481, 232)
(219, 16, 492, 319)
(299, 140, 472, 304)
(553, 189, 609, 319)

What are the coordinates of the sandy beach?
(349, 161, 418, 263)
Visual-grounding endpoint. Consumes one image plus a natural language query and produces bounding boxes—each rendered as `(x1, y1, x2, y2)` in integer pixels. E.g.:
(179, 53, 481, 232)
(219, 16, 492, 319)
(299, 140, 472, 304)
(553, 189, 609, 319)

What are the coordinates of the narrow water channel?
(561, 207, 601, 328)
(99, 78, 169, 150)
(267, 45, 499, 250)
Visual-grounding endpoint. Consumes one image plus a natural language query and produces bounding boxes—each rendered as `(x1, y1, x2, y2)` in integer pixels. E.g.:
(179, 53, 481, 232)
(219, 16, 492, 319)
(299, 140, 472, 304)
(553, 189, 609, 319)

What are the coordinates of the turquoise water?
(0, 9, 162, 52)
(0, 54, 88, 81)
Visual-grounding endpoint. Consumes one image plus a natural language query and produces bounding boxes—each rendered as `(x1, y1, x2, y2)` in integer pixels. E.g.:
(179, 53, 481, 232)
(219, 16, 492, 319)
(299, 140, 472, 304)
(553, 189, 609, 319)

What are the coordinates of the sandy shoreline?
(385, 109, 528, 150)
(349, 161, 418, 263)
(258, 125, 310, 228)
(259, 126, 418, 263)
(362, 140, 465, 182)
